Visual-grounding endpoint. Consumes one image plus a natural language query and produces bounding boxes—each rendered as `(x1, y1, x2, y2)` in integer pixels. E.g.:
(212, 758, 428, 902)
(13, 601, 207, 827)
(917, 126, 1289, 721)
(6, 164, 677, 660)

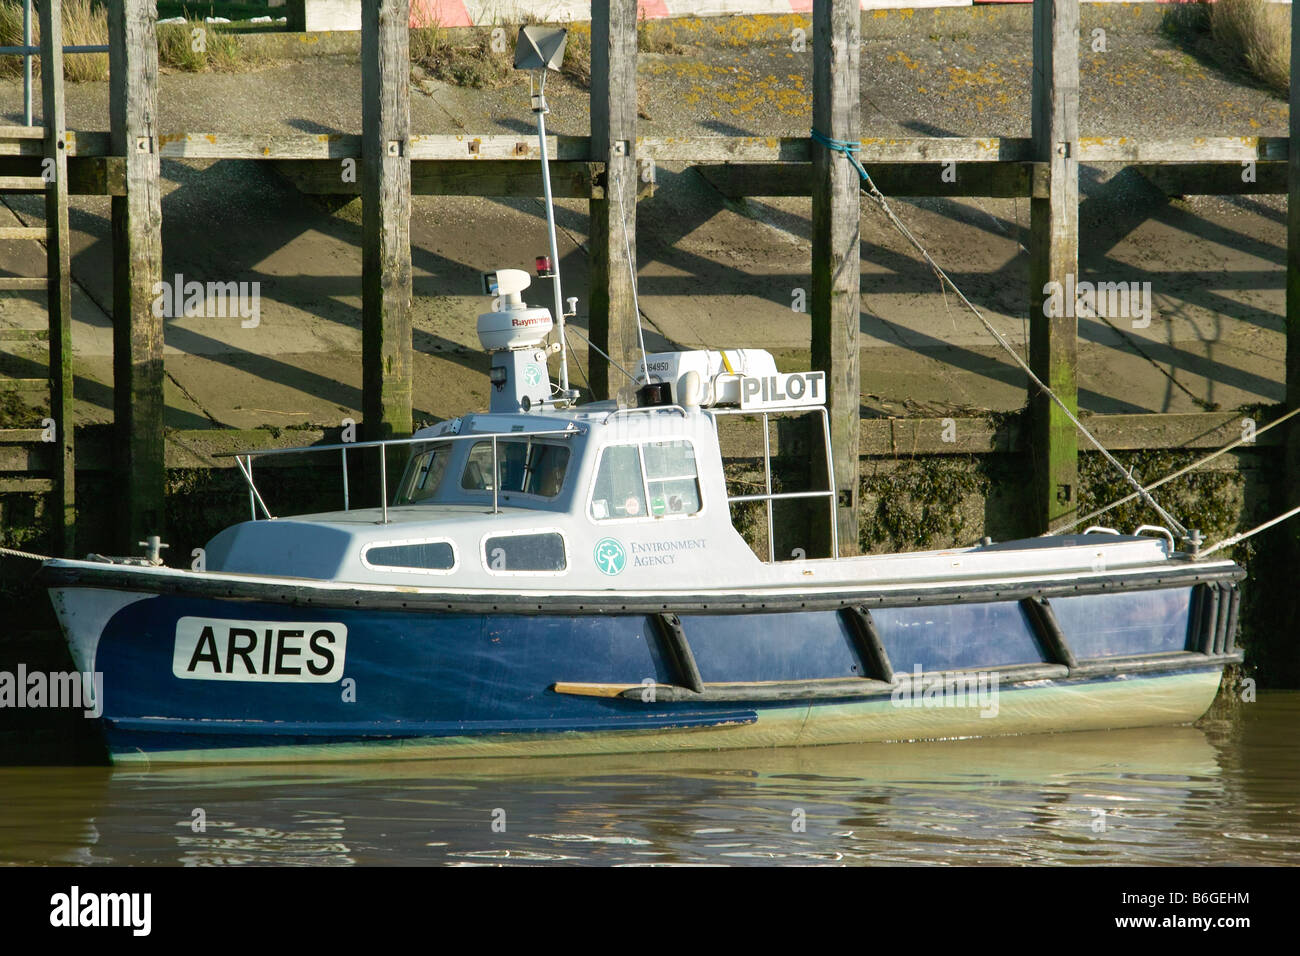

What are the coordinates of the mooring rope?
(614, 168, 651, 383)
(1048, 405, 1300, 537)
(0, 543, 52, 562)
(1200, 503, 1300, 557)
(811, 128, 1190, 541)
(564, 324, 640, 385)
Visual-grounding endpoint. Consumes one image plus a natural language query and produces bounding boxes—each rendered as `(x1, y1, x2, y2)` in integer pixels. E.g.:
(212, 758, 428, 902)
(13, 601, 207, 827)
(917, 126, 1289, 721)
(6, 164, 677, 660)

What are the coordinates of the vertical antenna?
(531, 70, 570, 394)
(515, 25, 577, 402)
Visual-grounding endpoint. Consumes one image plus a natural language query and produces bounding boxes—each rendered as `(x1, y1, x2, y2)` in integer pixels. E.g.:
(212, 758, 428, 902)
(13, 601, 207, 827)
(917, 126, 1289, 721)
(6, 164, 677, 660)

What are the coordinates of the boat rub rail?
(37, 559, 1245, 614)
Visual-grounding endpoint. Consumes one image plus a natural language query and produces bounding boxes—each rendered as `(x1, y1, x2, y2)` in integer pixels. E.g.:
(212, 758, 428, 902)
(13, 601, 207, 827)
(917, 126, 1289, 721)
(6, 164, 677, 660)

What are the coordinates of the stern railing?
(711, 405, 839, 561)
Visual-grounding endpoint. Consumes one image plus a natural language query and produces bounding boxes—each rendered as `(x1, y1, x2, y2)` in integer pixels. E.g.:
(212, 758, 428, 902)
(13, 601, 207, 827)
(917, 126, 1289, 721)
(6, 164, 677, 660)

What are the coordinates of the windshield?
(461, 439, 570, 499)
(394, 445, 453, 505)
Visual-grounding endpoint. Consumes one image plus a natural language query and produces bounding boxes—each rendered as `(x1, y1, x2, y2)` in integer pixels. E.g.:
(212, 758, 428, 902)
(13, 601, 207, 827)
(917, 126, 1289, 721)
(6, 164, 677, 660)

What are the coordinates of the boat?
(36, 27, 1244, 766)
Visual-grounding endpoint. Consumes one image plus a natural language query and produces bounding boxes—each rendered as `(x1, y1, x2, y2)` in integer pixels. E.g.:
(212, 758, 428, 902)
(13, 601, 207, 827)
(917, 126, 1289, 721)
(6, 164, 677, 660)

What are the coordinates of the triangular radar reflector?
(514, 25, 567, 72)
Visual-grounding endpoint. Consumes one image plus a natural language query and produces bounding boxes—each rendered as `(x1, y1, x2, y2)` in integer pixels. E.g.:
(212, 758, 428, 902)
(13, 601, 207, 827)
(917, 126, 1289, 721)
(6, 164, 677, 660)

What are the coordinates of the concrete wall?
(286, 0, 361, 32)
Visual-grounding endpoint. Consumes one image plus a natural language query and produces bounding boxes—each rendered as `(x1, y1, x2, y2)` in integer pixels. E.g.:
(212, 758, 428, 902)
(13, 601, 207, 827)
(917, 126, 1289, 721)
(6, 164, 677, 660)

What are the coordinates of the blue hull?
(67, 583, 1243, 764)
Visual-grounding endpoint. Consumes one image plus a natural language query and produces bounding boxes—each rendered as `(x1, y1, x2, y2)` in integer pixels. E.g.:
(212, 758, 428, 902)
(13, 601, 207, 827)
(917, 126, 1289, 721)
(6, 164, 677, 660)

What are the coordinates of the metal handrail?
(601, 404, 690, 423)
(728, 490, 838, 504)
(0, 44, 110, 53)
(216, 426, 581, 524)
(212, 426, 580, 461)
(711, 405, 839, 561)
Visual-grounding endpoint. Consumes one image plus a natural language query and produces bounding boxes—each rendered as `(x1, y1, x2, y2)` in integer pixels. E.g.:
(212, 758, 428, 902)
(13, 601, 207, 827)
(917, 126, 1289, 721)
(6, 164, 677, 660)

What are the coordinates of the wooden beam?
(1135, 161, 1287, 196)
(273, 159, 601, 197)
(109, 0, 166, 551)
(719, 411, 1271, 460)
(640, 136, 1033, 163)
(40, 0, 73, 556)
(0, 131, 1287, 166)
(360, 0, 414, 458)
(589, 0, 639, 401)
(1078, 136, 1287, 163)
(644, 136, 1284, 164)
(70, 156, 126, 196)
(810, 0, 861, 557)
(696, 161, 1046, 199)
(0, 478, 53, 494)
(157, 131, 360, 159)
(1028, 0, 1080, 535)
(0, 129, 111, 157)
(0, 412, 1275, 478)
(152, 132, 595, 161)
(0, 157, 126, 195)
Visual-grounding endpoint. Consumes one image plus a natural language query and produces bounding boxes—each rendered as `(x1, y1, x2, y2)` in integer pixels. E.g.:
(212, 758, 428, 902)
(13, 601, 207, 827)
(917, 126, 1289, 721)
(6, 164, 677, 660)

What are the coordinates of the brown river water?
(0, 692, 1295, 866)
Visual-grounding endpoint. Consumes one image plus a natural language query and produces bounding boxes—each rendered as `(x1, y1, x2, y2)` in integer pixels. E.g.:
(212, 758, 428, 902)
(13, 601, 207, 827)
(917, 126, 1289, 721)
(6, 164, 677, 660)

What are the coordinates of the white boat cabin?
(205, 265, 1180, 593)
(206, 401, 772, 587)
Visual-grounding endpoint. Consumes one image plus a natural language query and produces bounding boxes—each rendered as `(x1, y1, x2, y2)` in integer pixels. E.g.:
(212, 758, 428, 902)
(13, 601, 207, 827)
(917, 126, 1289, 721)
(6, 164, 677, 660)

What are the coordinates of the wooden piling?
(588, 0, 639, 401)
(39, 0, 73, 555)
(1027, 0, 1080, 534)
(108, 0, 165, 550)
(1287, 2, 1300, 565)
(361, 0, 413, 453)
(811, 0, 861, 555)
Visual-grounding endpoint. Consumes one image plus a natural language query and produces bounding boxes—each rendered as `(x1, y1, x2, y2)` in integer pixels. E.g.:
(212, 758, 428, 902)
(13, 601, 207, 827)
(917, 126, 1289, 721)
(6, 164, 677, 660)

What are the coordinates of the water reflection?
(1, 694, 1296, 866)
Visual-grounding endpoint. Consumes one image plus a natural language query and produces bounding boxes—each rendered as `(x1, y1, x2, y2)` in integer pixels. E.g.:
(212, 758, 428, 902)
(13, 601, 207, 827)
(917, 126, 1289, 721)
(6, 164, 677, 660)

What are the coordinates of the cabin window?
(642, 441, 702, 517)
(590, 441, 701, 520)
(461, 439, 569, 499)
(395, 446, 451, 504)
(362, 540, 457, 573)
(590, 444, 647, 519)
(483, 532, 567, 573)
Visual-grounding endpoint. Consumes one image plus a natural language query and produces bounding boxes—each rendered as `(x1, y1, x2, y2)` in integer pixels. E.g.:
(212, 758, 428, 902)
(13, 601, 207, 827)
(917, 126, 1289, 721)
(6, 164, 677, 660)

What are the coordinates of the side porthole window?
(363, 541, 456, 572)
(483, 533, 567, 572)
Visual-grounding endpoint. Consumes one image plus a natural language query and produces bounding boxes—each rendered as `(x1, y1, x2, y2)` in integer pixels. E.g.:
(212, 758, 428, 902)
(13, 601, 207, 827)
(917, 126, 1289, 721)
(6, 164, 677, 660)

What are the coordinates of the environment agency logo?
(523, 364, 544, 386)
(594, 538, 626, 575)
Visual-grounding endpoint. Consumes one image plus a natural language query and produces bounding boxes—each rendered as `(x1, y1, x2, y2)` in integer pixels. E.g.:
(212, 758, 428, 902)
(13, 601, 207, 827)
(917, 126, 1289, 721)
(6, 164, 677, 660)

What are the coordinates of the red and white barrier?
(409, 0, 973, 28)
(287, 0, 1289, 33)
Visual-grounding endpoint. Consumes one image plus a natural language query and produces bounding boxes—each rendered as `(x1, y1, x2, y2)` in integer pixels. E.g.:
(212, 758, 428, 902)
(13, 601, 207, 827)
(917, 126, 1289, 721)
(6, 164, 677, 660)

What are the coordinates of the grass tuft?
(0, 0, 109, 82)
(410, 24, 516, 90)
(157, 18, 254, 73)
(1209, 0, 1289, 95)
(1164, 0, 1289, 96)
(0, 2, 256, 80)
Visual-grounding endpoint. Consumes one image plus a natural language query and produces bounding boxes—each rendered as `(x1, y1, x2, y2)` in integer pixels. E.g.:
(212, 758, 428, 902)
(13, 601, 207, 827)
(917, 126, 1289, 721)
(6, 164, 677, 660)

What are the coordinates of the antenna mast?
(515, 26, 578, 403)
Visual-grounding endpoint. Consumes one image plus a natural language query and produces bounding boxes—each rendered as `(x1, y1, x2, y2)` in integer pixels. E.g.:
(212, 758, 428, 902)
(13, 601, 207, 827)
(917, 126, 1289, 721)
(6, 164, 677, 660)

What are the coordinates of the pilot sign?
(173, 617, 348, 683)
(739, 371, 826, 410)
